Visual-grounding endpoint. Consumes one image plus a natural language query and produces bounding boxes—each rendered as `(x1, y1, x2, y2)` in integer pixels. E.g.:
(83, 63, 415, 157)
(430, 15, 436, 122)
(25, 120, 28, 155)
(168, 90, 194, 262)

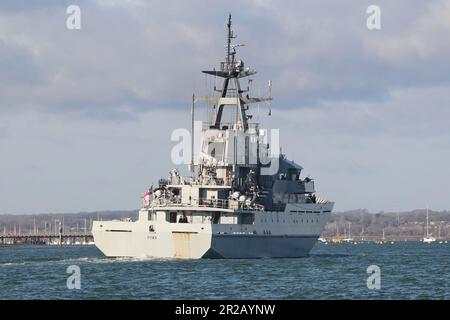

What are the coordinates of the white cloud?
(0, 109, 187, 213)
(96, 0, 146, 9)
(0, 0, 449, 213)
(265, 83, 450, 211)
(1, 0, 449, 113)
(0, 125, 8, 139)
(363, 1, 450, 63)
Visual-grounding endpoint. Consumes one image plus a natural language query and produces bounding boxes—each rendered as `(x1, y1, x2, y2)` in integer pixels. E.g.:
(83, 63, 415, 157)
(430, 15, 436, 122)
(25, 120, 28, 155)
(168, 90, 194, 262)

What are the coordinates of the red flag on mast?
(143, 185, 153, 206)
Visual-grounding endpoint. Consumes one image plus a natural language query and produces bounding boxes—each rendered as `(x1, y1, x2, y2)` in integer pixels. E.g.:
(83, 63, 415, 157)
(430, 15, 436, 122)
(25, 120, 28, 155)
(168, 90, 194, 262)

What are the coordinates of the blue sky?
(1, 0, 450, 214)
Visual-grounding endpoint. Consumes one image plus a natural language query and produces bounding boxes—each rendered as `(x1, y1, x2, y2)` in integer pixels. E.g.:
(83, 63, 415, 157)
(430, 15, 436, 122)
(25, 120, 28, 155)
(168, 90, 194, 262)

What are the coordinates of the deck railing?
(152, 197, 264, 211)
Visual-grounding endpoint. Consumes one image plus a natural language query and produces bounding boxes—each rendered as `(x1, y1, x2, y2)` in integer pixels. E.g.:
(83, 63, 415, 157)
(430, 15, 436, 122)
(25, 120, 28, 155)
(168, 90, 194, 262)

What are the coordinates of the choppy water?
(1, 242, 449, 299)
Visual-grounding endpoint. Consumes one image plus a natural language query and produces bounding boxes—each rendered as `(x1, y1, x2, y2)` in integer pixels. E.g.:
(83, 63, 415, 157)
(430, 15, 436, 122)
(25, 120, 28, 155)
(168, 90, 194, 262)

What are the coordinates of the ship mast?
(226, 14, 233, 76)
(201, 14, 269, 131)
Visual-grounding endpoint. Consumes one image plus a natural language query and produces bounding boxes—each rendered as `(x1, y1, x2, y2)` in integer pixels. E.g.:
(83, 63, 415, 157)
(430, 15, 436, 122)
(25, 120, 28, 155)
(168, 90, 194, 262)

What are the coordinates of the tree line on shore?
(1, 208, 449, 238)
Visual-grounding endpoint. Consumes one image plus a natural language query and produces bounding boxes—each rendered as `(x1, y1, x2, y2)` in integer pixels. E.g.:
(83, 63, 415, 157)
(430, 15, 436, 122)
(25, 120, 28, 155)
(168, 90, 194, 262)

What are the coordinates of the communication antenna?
(191, 93, 195, 172)
(268, 80, 272, 116)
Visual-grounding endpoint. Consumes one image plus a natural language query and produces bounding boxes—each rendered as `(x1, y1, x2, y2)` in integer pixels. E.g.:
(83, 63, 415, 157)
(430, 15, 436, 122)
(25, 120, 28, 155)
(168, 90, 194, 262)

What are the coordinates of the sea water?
(1, 242, 449, 299)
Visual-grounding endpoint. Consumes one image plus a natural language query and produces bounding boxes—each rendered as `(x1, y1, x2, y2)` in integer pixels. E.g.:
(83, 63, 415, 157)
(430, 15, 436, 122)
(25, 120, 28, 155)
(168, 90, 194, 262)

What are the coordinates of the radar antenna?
(200, 14, 271, 130)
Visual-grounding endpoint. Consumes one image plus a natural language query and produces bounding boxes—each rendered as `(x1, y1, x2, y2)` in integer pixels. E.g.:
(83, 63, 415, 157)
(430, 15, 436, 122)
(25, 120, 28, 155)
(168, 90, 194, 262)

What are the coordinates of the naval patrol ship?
(92, 15, 334, 259)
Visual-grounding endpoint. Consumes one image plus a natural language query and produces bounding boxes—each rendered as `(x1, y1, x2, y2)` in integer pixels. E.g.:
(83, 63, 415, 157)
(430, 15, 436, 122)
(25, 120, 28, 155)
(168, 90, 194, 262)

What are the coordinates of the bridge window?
(238, 213, 255, 224)
(167, 212, 177, 223)
(148, 211, 156, 221)
(212, 212, 221, 224)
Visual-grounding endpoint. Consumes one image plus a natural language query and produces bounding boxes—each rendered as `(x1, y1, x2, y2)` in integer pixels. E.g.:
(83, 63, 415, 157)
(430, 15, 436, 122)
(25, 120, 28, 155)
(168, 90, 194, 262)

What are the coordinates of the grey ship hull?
(92, 16, 335, 260)
(92, 204, 332, 259)
(204, 234, 318, 258)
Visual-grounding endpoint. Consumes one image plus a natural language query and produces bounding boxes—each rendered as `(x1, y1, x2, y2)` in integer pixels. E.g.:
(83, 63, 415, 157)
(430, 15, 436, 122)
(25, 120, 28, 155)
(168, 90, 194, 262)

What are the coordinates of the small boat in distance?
(423, 207, 436, 244)
(342, 222, 353, 242)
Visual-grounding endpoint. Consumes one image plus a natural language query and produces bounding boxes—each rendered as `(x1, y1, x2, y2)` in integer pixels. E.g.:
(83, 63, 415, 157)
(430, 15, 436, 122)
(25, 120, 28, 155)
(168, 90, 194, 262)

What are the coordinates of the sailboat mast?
(226, 14, 232, 73)
(191, 93, 195, 172)
(348, 222, 351, 239)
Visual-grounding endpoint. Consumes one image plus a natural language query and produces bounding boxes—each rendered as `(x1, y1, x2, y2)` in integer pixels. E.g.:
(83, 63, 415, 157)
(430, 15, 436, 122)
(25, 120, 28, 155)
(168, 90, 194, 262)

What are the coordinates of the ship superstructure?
(92, 15, 334, 258)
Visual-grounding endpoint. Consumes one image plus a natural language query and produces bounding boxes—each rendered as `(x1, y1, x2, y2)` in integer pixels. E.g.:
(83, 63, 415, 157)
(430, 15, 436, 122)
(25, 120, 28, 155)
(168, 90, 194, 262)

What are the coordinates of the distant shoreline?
(1, 208, 449, 240)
